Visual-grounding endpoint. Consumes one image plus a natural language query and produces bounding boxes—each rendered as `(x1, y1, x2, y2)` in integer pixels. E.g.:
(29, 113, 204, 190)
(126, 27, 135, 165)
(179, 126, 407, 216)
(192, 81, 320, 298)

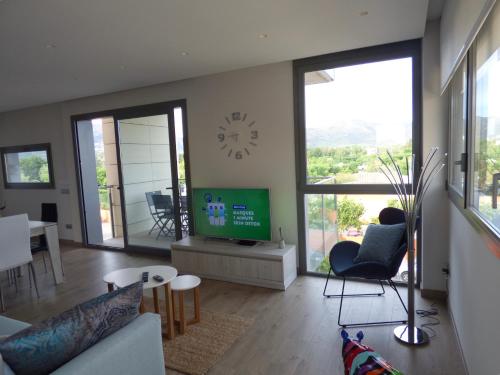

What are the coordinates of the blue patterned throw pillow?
(0, 281, 143, 375)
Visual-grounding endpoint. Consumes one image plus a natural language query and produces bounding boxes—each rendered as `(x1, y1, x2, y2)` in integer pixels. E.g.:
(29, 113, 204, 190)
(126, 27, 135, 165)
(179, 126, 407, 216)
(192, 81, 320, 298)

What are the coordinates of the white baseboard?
(448, 300, 469, 375)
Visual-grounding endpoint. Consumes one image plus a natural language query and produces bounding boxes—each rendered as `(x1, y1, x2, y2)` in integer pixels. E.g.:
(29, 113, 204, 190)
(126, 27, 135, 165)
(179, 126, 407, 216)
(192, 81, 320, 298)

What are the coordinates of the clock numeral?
(235, 151, 243, 160)
(251, 130, 258, 140)
(217, 133, 225, 142)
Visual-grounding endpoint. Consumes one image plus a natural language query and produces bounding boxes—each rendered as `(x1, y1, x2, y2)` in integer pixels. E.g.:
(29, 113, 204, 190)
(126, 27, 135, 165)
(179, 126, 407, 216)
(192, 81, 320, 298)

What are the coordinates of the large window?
(0, 144, 54, 189)
(305, 58, 413, 185)
(294, 40, 421, 279)
(470, 6, 500, 234)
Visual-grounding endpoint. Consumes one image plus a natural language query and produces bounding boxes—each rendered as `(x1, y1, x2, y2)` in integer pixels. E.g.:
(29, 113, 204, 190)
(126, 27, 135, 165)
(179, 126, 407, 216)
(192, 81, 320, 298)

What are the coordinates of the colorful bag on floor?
(341, 330, 403, 375)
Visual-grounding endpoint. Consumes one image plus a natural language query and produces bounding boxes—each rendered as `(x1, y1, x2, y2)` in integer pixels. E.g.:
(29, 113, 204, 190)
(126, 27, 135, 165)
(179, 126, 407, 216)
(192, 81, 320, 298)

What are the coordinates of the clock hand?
(228, 132, 239, 142)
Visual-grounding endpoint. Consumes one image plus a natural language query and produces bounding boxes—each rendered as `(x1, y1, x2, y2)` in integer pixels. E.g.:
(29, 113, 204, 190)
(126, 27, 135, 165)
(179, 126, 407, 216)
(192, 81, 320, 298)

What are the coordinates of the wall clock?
(217, 112, 259, 160)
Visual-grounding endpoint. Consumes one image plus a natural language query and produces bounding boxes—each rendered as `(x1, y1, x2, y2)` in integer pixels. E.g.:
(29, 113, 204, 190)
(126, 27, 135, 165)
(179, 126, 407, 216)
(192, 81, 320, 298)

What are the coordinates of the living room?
(0, 0, 498, 374)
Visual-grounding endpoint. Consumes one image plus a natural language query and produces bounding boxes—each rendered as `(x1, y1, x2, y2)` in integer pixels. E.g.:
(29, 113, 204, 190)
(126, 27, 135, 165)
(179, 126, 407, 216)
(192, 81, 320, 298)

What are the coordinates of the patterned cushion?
(354, 223, 406, 266)
(341, 330, 403, 375)
(0, 281, 143, 375)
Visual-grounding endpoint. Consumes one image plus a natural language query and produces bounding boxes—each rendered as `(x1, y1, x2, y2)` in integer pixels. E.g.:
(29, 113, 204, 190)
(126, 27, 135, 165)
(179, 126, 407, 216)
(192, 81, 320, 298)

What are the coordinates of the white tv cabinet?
(171, 236, 297, 290)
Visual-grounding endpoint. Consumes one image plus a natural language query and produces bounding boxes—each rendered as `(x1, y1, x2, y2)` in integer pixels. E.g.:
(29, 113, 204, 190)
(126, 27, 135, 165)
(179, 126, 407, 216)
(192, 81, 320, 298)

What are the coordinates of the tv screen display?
(192, 188, 271, 241)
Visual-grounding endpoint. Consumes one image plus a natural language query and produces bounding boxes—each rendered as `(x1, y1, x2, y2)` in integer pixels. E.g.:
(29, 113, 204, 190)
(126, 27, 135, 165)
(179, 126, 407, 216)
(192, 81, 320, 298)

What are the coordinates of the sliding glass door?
(73, 100, 191, 253)
(294, 41, 422, 282)
(115, 104, 190, 251)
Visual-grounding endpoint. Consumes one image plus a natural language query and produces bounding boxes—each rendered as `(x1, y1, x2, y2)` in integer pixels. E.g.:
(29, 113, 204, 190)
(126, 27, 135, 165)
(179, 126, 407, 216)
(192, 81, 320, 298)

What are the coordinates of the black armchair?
(323, 207, 408, 328)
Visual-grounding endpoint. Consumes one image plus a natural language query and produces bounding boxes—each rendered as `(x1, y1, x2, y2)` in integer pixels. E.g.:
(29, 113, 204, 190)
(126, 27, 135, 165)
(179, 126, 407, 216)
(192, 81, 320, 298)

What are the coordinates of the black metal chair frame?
(145, 191, 162, 235)
(323, 207, 409, 328)
(152, 194, 176, 240)
(323, 269, 408, 328)
(31, 203, 58, 274)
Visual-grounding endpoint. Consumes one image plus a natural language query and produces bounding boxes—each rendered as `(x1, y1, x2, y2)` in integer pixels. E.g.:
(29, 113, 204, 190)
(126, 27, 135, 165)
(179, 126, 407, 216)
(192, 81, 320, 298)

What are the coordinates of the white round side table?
(103, 265, 178, 339)
(170, 275, 201, 334)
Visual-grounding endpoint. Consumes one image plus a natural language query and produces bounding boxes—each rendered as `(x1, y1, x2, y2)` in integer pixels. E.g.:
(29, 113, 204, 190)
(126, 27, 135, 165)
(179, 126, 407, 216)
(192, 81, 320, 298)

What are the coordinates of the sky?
(305, 57, 413, 144)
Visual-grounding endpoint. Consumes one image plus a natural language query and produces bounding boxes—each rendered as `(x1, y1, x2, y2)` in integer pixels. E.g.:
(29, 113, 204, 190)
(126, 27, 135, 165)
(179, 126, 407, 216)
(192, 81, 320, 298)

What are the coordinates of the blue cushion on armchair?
(353, 223, 406, 266)
(0, 281, 143, 375)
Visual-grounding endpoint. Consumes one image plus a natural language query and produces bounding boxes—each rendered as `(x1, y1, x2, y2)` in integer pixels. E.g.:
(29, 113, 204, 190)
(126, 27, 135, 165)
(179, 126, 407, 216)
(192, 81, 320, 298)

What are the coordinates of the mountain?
(306, 120, 411, 148)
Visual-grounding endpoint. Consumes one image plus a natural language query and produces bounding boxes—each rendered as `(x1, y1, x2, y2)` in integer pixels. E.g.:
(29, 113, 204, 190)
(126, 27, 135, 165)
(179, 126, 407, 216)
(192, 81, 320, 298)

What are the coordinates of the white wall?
(0, 105, 74, 239)
(0, 62, 297, 246)
(421, 20, 450, 292)
(441, 1, 500, 373)
(448, 203, 500, 374)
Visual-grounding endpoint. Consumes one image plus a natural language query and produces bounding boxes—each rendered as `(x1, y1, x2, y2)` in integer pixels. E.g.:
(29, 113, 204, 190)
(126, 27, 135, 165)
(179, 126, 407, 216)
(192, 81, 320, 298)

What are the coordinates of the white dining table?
(29, 221, 64, 284)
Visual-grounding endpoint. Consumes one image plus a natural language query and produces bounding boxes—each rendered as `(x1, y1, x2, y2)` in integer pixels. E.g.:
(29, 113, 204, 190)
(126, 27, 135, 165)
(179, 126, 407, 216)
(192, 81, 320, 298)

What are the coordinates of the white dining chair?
(0, 214, 39, 311)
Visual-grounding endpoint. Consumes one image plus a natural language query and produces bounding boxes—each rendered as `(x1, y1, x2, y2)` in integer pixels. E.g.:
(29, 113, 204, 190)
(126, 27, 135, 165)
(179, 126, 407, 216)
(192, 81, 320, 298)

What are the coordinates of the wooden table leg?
(172, 291, 176, 321)
(152, 287, 160, 313)
(139, 297, 145, 314)
(194, 286, 201, 323)
(164, 282, 174, 339)
(179, 291, 186, 334)
(107, 283, 114, 293)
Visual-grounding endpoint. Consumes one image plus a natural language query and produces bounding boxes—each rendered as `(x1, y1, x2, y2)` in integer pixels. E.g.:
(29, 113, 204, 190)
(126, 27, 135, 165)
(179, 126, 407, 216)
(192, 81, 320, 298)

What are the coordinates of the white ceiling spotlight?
(258, 33, 268, 39)
(45, 43, 56, 49)
(180, 51, 189, 56)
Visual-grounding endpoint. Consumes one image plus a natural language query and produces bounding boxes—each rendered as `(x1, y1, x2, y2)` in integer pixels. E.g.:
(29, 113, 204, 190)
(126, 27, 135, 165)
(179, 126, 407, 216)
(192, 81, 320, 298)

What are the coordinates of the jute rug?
(143, 297, 254, 375)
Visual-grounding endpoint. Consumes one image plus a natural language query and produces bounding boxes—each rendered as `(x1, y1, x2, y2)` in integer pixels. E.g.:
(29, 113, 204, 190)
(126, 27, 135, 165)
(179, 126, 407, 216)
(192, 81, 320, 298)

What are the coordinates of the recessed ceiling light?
(359, 11, 368, 16)
(45, 43, 56, 49)
(180, 51, 189, 56)
(258, 33, 268, 39)
(119, 65, 126, 70)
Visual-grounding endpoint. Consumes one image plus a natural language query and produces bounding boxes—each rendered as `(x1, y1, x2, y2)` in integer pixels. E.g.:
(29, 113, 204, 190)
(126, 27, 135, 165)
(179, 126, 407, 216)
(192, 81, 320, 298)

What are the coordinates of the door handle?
(492, 172, 500, 209)
(453, 153, 467, 173)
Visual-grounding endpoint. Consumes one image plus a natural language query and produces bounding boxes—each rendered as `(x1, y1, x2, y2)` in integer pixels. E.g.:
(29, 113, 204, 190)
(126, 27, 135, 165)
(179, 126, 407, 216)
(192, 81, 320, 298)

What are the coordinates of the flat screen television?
(192, 188, 271, 241)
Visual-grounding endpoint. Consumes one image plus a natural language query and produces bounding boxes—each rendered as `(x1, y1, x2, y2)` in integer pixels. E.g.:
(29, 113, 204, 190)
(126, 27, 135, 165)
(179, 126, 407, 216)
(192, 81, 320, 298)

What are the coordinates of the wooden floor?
(2, 245, 466, 375)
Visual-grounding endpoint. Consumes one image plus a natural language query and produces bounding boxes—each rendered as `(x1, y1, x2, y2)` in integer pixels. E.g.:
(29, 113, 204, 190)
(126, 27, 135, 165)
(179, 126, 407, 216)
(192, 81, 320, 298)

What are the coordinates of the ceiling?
(0, 0, 430, 113)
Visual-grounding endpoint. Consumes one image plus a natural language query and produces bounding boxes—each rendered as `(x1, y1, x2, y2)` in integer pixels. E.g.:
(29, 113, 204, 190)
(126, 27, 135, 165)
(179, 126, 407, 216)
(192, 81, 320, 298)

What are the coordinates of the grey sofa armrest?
(0, 315, 31, 375)
(52, 313, 165, 375)
(0, 315, 30, 336)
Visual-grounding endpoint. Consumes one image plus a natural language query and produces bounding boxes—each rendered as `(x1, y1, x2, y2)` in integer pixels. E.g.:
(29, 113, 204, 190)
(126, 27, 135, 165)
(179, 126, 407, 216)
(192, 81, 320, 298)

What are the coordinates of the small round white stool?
(170, 275, 201, 334)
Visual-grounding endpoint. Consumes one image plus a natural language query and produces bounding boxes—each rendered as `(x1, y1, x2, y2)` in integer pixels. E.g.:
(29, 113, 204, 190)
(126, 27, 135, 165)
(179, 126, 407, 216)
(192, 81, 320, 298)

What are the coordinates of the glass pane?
(174, 107, 189, 237)
(4, 150, 50, 183)
(304, 58, 413, 185)
(305, 194, 413, 282)
(449, 60, 467, 194)
(472, 11, 500, 233)
(119, 114, 176, 249)
(77, 117, 124, 248)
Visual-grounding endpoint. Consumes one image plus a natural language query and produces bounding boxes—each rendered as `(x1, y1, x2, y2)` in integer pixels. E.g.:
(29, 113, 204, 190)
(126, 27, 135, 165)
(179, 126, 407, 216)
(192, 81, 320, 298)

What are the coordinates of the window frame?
(467, 39, 500, 239)
(0, 143, 55, 189)
(447, 56, 469, 204)
(293, 39, 423, 277)
(447, 40, 500, 242)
